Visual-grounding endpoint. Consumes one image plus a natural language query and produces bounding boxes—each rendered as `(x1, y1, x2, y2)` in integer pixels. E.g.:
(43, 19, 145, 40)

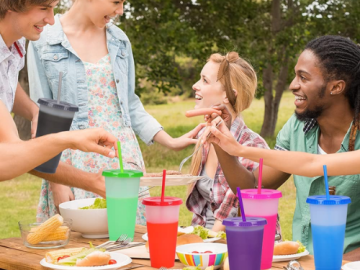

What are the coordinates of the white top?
(0, 35, 26, 112)
(318, 144, 327, 155)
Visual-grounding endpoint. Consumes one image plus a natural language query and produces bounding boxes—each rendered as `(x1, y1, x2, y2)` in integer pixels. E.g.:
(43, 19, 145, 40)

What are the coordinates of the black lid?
(38, 98, 79, 112)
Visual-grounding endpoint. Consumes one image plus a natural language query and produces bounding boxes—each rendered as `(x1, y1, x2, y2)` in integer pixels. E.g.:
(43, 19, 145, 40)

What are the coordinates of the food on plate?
(223, 257, 229, 270)
(46, 244, 113, 267)
(27, 214, 63, 245)
(145, 233, 203, 252)
(273, 240, 306, 255)
(191, 250, 213, 254)
(191, 225, 226, 240)
(185, 108, 222, 118)
(144, 170, 191, 177)
(79, 198, 107, 209)
(30, 226, 69, 242)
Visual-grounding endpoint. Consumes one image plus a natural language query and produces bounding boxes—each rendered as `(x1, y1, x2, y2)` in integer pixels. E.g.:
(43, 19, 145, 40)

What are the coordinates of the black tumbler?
(34, 98, 79, 174)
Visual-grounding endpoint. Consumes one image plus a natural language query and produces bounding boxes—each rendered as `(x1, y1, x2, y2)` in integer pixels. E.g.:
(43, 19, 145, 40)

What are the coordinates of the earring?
(330, 92, 333, 95)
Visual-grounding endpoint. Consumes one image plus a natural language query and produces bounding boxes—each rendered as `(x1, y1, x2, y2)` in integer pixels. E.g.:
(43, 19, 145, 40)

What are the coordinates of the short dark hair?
(0, 0, 57, 20)
(305, 35, 360, 151)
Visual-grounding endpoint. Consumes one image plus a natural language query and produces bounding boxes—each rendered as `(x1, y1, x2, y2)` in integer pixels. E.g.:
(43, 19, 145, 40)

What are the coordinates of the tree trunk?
(14, 40, 32, 140)
(260, 63, 274, 137)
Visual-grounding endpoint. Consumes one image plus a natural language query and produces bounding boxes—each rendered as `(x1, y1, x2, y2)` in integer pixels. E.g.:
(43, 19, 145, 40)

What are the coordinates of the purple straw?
(237, 187, 246, 222)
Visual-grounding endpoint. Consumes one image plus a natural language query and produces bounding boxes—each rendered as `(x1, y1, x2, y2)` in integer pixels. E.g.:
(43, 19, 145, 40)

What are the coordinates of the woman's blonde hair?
(188, 52, 257, 181)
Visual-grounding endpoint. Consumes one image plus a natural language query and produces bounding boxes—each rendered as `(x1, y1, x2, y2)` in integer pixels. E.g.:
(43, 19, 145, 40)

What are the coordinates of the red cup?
(142, 197, 182, 268)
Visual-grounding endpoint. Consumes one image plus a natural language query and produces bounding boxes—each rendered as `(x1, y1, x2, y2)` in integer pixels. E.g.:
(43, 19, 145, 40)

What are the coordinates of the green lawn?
(0, 91, 296, 240)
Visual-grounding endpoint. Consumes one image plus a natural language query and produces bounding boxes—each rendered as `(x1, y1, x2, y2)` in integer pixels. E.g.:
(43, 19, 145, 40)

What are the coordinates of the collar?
(0, 34, 25, 63)
(303, 118, 317, 134)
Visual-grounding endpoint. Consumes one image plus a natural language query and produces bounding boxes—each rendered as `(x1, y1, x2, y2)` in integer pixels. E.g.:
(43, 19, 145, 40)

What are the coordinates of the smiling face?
(6, 1, 58, 41)
(85, 0, 125, 28)
(290, 49, 331, 121)
(192, 61, 226, 109)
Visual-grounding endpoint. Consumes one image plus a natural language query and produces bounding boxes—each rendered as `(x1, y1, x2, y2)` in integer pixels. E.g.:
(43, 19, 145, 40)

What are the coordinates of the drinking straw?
(117, 141, 123, 173)
(161, 170, 166, 203)
(257, 158, 263, 194)
(57, 72, 63, 104)
(237, 187, 246, 222)
(323, 165, 330, 200)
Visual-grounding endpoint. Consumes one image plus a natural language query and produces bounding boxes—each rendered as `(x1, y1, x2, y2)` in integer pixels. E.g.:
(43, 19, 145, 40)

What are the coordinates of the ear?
(223, 89, 237, 104)
(330, 80, 346, 95)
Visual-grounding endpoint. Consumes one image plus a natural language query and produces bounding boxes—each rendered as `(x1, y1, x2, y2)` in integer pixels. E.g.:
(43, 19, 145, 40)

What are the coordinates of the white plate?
(140, 175, 201, 186)
(40, 252, 132, 270)
(342, 261, 360, 270)
(272, 250, 310, 262)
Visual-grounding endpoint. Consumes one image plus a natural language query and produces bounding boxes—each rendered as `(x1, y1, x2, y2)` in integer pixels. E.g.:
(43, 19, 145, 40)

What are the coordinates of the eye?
(300, 75, 306, 81)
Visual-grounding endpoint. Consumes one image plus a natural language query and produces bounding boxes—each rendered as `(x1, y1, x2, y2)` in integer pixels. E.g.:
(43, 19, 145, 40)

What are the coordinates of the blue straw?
(323, 165, 330, 200)
(237, 187, 246, 222)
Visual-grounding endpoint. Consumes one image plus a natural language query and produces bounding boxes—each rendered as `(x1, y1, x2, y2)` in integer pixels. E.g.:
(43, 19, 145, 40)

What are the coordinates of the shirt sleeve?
(213, 186, 238, 221)
(125, 41, 163, 145)
(275, 114, 296, 151)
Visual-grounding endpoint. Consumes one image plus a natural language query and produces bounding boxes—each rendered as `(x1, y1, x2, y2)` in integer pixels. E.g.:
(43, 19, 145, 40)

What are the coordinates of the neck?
(61, 3, 102, 33)
(316, 98, 354, 137)
(0, 19, 20, 48)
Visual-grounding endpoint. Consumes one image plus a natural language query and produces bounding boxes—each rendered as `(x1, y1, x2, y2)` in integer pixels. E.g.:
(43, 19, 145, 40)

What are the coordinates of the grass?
(0, 91, 296, 240)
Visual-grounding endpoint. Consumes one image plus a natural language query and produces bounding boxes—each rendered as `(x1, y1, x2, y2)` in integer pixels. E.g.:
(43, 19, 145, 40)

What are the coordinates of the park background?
(2, 0, 360, 242)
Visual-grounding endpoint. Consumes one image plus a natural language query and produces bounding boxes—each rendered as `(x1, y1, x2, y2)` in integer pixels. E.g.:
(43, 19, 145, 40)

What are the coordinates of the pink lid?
(142, 196, 182, 206)
(241, 189, 282, 199)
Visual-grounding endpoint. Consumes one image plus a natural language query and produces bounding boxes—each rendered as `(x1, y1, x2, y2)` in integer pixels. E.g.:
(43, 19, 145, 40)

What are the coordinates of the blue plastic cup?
(307, 195, 351, 270)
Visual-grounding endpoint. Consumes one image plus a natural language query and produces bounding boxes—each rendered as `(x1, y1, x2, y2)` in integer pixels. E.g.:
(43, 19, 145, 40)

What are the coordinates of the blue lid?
(222, 217, 267, 227)
(306, 195, 351, 205)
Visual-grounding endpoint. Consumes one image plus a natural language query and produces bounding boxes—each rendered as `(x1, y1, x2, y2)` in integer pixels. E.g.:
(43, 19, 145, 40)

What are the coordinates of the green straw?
(117, 141, 123, 173)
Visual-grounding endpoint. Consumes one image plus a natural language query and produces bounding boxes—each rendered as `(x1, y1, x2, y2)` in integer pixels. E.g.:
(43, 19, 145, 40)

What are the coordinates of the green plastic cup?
(102, 169, 143, 240)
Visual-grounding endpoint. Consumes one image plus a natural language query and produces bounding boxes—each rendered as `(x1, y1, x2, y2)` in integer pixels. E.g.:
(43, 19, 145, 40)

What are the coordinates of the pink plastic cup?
(241, 189, 282, 269)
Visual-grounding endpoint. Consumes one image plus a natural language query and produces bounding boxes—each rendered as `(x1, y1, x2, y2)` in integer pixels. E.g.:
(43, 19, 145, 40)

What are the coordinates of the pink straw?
(161, 170, 166, 204)
(257, 158, 263, 194)
(237, 187, 246, 222)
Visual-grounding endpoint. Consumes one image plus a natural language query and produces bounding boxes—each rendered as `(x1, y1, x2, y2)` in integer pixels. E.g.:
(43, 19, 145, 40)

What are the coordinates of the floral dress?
(36, 54, 149, 225)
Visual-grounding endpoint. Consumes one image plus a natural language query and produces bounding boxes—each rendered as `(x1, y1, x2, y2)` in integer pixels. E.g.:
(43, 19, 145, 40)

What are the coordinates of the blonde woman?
(185, 52, 274, 232)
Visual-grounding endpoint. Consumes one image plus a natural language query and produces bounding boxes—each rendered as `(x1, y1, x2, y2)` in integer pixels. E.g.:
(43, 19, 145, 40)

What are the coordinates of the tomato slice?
(204, 251, 213, 254)
(57, 255, 70, 262)
(192, 251, 199, 254)
(108, 259, 117, 265)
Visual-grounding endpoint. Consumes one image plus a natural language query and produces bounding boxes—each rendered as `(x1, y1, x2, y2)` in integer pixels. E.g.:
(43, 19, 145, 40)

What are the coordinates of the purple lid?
(142, 196, 182, 206)
(223, 217, 267, 227)
(241, 189, 282, 199)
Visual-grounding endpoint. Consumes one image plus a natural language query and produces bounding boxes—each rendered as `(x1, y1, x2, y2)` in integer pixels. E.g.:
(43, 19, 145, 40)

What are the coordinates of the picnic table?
(0, 224, 355, 270)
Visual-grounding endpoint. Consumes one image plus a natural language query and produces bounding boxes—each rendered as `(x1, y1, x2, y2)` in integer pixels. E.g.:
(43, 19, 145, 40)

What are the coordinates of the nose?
(115, 4, 124, 15)
(289, 76, 300, 92)
(192, 81, 200, 92)
(44, 9, 55, 25)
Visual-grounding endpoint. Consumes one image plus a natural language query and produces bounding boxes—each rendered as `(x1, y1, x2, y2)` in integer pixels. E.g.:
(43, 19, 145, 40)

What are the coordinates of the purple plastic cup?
(223, 217, 267, 270)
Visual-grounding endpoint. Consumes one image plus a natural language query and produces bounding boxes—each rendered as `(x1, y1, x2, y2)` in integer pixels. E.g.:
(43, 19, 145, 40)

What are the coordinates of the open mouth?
(34, 25, 43, 32)
(294, 95, 307, 106)
(195, 94, 203, 101)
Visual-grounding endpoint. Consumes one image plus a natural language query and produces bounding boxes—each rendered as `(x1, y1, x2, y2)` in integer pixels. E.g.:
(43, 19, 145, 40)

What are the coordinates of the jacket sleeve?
(27, 41, 53, 103)
(126, 41, 163, 145)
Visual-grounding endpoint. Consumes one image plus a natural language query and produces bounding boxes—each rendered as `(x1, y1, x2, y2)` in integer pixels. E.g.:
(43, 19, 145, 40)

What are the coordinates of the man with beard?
(205, 35, 360, 255)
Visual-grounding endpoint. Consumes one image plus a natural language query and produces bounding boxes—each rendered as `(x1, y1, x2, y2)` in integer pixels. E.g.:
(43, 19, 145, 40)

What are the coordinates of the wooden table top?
(0, 225, 352, 270)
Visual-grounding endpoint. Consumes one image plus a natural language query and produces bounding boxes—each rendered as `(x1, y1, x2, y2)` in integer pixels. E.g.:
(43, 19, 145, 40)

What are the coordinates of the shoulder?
(106, 24, 130, 43)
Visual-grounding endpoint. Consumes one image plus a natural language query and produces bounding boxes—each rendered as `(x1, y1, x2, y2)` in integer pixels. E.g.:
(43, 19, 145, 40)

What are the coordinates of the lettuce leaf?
(297, 241, 306, 253)
(191, 225, 209, 240)
(216, 231, 226, 240)
(80, 198, 106, 209)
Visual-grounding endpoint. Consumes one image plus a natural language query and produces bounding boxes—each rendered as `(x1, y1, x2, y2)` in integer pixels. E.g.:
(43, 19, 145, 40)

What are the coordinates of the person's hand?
(204, 104, 232, 129)
(31, 108, 39, 139)
(93, 170, 106, 198)
(206, 117, 243, 156)
(65, 128, 118, 158)
(50, 182, 74, 213)
(169, 123, 206, 151)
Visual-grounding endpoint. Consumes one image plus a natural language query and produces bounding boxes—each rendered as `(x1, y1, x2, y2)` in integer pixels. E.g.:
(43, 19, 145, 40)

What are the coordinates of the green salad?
(79, 198, 106, 209)
(191, 225, 226, 240)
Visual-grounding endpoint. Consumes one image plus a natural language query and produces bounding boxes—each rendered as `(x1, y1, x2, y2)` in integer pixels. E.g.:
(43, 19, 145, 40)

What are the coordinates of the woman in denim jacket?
(27, 0, 202, 224)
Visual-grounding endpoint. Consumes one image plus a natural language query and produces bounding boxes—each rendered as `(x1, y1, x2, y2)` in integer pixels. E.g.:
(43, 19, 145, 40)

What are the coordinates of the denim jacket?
(28, 14, 162, 144)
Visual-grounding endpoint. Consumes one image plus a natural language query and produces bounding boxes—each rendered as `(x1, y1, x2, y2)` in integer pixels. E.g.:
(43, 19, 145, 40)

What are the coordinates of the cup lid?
(102, 169, 143, 178)
(38, 98, 79, 112)
(142, 196, 182, 206)
(241, 189, 282, 199)
(222, 217, 267, 227)
(306, 195, 351, 205)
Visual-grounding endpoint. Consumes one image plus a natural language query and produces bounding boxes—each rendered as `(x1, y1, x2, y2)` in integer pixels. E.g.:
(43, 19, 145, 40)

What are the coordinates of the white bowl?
(59, 198, 108, 238)
(342, 261, 360, 270)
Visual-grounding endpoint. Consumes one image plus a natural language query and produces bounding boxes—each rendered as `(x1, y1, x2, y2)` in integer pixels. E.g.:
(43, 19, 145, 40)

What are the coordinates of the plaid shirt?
(186, 116, 269, 226)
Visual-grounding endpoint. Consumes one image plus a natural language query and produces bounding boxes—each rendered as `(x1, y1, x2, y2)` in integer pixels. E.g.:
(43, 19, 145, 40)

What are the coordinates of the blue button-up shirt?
(27, 14, 162, 144)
